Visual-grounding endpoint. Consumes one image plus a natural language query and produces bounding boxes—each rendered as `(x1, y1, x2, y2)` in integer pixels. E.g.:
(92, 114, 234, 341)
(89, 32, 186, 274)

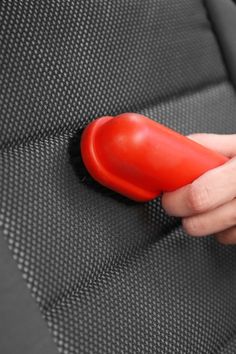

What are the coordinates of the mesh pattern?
(1, 136, 172, 309)
(0, 0, 226, 149)
(141, 82, 236, 134)
(1, 0, 236, 353)
(221, 337, 236, 354)
(2, 82, 236, 353)
(45, 228, 236, 354)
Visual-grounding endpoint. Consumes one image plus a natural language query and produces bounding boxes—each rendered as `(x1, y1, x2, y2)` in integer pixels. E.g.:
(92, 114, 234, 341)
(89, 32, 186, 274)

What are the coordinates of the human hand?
(162, 134, 236, 245)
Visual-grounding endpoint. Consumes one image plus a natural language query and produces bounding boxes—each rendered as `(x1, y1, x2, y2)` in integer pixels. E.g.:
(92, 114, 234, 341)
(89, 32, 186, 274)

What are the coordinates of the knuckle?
(216, 229, 236, 245)
(216, 234, 229, 245)
(187, 183, 211, 213)
(225, 202, 236, 227)
(182, 217, 204, 236)
(231, 208, 236, 224)
(161, 193, 170, 213)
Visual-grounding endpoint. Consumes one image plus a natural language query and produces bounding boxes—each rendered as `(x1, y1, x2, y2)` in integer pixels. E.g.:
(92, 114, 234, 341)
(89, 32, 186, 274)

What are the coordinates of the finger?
(188, 134, 236, 158)
(162, 184, 193, 217)
(215, 227, 236, 245)
(182, 198, 236, 237)
(162, 156, 236, 217)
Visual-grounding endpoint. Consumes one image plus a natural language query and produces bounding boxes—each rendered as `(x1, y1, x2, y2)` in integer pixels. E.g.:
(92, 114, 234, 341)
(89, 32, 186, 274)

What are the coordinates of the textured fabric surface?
(0, 0, 226, 149)
(1, 0, 236, 353)
(0, 232, 58, 354)
(2, 82, 236, 353)
(221, 337, 236, 354)
(206, 0, 236, 88)
(45, 227, 236, 354)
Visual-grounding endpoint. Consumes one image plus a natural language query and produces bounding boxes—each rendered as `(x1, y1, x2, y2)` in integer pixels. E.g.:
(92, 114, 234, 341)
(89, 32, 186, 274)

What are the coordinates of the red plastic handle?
(81, 113, 228, 201)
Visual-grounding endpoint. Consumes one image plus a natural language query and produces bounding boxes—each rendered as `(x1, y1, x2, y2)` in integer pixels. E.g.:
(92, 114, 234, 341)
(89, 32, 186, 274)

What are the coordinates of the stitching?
(0, 78, 227, 153)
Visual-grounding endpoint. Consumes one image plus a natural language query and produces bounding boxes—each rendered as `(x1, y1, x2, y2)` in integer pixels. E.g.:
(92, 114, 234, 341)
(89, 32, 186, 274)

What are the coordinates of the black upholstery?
(1, 0, 236, 353)
(206, 0, 236, 88)
(0, 230, 58, 354)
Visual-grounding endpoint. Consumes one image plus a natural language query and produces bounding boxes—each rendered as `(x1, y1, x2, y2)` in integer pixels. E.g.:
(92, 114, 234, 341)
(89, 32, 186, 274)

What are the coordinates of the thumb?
(187, 133, 236, 158)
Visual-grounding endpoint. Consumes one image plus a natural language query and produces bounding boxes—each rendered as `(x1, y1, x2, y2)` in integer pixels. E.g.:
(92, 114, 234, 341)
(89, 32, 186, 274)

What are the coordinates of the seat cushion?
(1, 0, 236, 353)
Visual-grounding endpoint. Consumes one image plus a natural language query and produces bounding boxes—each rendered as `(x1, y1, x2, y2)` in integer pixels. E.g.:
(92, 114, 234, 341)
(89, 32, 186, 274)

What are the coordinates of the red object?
(80, 113, 228, 201)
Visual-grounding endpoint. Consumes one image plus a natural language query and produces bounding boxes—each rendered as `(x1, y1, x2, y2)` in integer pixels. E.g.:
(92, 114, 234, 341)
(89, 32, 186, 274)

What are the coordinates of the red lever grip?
(80, 113, 228, 201)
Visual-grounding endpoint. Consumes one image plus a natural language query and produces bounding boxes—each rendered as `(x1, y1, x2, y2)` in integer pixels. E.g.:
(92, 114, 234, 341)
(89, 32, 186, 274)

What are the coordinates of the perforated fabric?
(1, 82, 236, 353)
(1, 0, 236, 353)
(0, 0, 226, 149)
(221, 337, 236, 354)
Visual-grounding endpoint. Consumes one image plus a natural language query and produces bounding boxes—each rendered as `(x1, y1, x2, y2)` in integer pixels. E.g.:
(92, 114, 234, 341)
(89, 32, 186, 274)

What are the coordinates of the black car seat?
(1, 0, 236, 353)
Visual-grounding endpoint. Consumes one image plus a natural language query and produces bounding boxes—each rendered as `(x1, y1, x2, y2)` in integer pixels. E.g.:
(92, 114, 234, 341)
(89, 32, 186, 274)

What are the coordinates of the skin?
(161, 134, 236, 245)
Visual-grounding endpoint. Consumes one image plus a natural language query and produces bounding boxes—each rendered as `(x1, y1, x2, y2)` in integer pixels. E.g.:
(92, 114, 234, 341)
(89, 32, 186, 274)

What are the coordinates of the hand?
(162, 134, 236, 245)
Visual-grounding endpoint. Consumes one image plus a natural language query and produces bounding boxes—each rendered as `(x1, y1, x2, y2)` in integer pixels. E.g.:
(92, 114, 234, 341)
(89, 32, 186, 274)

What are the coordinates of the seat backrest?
(1, 0, 236, 353)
